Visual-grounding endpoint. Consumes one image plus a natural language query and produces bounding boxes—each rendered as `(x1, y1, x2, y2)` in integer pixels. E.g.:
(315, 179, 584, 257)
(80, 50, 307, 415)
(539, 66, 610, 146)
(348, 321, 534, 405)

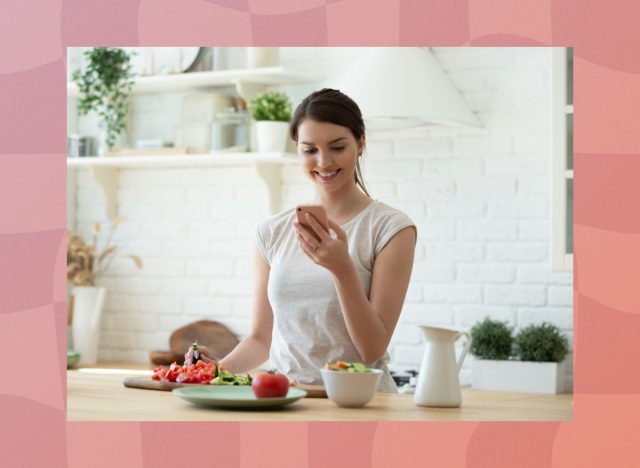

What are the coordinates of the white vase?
(255, 121, 289, 154)
(97, 128, 128, 156)
(96, 127, 108, 157)
(71, 286, 107, 366)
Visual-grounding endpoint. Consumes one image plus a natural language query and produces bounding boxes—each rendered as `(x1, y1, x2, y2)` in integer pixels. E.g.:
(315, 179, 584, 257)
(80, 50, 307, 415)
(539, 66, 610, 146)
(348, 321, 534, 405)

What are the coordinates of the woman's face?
(296, 118, 364, 193)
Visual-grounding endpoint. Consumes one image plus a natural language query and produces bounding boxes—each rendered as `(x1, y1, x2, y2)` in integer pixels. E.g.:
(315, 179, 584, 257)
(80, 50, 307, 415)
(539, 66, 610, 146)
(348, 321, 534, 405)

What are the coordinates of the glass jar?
(211, 105, 250, 153)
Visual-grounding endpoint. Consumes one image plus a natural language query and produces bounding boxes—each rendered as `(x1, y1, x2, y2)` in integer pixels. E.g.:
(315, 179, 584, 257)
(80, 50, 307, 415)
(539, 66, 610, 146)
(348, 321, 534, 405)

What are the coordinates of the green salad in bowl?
(324, 360, 371, 372)
(321, 360, 381, 407)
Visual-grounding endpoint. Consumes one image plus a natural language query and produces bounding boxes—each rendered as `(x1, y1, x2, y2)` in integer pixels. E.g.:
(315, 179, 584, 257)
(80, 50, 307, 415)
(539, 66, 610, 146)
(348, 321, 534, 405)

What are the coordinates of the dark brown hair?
(290, 88, 370, 197)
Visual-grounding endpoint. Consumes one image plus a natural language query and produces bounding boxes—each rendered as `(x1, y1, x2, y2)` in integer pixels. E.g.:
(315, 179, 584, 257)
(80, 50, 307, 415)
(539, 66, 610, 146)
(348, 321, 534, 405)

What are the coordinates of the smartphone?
(296, 205, 329, 239)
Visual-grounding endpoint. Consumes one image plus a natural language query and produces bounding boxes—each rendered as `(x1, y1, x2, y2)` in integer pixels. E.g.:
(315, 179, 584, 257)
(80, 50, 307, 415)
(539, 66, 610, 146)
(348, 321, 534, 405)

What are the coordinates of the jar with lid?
(211, 98, 250, 153)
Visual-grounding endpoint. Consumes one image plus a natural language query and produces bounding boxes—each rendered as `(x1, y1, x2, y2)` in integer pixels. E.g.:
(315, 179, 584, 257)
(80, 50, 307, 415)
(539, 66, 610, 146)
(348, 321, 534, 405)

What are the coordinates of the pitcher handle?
(455, 331, 472, 372)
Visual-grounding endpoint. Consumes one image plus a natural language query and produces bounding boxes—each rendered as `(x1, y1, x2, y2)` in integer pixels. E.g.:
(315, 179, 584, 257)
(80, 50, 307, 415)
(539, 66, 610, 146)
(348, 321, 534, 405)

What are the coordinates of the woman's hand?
(184, 344, 216, 365)
(294, 213, 352, 275)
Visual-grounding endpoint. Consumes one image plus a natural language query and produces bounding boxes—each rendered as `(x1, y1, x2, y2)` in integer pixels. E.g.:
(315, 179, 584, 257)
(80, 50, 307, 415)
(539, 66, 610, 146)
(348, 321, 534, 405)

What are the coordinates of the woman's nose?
(315, 149, 332, 167)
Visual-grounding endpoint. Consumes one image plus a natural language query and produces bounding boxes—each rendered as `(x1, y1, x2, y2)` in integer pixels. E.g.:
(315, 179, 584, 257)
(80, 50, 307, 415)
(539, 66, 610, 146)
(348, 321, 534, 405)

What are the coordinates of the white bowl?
(320, 368, 382, 408)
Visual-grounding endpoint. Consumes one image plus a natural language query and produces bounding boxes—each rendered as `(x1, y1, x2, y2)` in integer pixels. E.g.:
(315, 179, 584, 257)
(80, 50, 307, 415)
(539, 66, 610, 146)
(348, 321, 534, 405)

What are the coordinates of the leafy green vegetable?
(324, 360, 371, 372)
(210, 365, 252, 386)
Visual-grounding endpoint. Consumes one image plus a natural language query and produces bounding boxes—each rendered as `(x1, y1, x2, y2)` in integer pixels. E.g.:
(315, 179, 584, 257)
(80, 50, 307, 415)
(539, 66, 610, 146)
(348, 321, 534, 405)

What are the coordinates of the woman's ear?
(358, 135, 366, 156)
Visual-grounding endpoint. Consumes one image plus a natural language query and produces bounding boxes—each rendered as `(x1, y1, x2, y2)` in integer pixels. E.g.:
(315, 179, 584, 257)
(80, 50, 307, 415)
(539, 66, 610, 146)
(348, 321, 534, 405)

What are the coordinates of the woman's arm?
(331, 227, 416, 363)
(295, 214, 416, 363)
(218, 245, 274, 373)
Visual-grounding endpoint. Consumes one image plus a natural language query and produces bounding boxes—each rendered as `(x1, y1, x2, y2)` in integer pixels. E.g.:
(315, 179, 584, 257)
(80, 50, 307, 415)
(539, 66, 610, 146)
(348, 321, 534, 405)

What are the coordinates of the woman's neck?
(314, 183, 371, 222)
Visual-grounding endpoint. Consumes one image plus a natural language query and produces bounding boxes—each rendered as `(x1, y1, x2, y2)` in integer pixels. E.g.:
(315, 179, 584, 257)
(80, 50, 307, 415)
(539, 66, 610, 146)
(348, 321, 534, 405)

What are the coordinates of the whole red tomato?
(252, 370, 290, 398)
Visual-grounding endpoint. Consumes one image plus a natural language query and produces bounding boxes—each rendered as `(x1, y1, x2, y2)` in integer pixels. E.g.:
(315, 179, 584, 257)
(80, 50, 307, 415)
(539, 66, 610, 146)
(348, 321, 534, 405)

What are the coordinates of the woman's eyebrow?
(300, 137, 348, 145)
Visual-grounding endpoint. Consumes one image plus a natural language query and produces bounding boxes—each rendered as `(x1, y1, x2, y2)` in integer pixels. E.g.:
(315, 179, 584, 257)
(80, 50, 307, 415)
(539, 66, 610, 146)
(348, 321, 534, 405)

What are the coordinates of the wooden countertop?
(67, 365, 573, 421)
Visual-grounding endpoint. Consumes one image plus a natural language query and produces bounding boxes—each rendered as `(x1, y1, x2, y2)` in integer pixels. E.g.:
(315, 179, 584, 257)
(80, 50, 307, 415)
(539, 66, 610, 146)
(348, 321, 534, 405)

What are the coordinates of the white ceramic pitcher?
(414, 325, 472, 407)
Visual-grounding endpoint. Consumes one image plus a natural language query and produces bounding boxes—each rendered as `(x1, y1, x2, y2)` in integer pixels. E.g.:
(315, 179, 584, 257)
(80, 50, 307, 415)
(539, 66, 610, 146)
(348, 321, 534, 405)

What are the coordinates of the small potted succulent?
(470, 318, 569, 394)
(248, 91, 292, 154)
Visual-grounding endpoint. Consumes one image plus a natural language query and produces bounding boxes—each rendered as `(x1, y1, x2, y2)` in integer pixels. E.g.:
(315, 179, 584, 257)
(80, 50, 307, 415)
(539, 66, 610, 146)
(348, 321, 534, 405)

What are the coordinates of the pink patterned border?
(1, 0, 639, 466)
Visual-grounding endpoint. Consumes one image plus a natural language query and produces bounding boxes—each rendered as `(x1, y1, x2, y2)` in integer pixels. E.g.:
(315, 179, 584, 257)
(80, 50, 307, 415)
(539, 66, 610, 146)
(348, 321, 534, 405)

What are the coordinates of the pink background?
(1, 0, 639, 466)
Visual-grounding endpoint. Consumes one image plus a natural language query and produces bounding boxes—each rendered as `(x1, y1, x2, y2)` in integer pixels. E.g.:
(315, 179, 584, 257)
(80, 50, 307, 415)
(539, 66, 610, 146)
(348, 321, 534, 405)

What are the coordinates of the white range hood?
(324, 47, 481, 130)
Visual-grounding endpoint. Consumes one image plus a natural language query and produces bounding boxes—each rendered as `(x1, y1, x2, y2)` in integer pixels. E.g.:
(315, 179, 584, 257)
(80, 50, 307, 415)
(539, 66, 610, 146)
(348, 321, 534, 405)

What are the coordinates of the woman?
(187, 88, 416, 392)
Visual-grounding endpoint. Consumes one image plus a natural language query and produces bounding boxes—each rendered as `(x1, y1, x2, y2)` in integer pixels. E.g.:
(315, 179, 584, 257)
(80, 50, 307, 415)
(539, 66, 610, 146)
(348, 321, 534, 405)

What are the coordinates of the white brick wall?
(70, 47, 572, 388)
(455, 306, 516, 327)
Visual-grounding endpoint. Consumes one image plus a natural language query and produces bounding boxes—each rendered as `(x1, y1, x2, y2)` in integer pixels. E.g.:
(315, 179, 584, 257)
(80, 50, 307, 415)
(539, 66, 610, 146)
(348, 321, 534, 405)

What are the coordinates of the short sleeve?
(254, 221, 271, 265)
(374, 209, 417, 257)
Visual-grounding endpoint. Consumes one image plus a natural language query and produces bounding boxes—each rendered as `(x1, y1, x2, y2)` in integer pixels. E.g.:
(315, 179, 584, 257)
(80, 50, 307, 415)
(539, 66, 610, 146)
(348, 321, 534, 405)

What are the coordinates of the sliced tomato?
(151, 361, 220, 385)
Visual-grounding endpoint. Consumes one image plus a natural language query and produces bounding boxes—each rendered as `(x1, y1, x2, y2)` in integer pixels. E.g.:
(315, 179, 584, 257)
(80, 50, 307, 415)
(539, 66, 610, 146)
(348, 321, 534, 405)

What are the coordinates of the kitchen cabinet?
(67, 368, 573, 421)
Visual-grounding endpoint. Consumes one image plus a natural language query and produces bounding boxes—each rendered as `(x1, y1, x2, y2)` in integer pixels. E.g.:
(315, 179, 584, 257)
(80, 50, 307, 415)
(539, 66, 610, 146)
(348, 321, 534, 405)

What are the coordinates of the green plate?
(172, 386, 307, 409)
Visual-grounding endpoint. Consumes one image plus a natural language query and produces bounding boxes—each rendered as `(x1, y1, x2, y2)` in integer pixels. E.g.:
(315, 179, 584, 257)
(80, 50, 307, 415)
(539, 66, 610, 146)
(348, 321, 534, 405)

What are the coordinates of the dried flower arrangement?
(67, 216, 143, 286)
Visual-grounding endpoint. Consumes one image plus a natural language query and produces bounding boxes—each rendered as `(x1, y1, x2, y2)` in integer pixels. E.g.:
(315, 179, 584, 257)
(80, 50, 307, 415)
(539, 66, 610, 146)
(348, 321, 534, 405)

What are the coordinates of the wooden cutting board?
(149, 351, 184, 366)
(123, 377, 194, 391)
(123, 377, 327, 398)
(295, 384, 327, 398)
(169, 320, 239, 360)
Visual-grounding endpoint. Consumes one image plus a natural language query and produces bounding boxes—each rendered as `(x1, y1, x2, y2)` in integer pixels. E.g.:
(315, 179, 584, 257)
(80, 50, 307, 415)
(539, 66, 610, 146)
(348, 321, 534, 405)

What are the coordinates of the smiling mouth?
(314, 169, 341, 182)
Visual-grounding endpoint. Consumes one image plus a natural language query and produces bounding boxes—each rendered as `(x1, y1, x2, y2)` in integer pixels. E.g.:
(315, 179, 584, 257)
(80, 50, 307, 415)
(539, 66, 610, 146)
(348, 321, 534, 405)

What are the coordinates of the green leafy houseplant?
(470, 317, 513, 360)
(72, 47, 136, 150)
(514, 322, 569, 362)
(248, 91, 292, 122)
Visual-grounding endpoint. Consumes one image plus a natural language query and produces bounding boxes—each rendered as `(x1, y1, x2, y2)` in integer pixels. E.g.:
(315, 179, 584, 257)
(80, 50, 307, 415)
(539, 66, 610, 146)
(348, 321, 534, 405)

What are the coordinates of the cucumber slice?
(353, 362, 367, 372)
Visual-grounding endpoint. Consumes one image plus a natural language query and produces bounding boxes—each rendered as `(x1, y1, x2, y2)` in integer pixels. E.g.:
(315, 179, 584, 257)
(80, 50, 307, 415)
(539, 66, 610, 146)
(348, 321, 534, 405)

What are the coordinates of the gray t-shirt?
(255, 200, 416, 393)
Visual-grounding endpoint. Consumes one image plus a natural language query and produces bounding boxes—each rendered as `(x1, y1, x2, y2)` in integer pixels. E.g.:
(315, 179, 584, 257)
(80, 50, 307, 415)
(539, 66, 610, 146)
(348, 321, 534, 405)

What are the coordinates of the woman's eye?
(301, 147, 344, 154)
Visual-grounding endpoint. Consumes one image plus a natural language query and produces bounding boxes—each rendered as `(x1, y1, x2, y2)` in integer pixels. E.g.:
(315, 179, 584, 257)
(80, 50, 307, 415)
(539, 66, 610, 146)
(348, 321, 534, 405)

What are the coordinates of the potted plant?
(67, 217, 143, 365)
(72, 47, 136, 155)
(470, 317, 513, 360)
(471, 318, 569, 394)
(248, 91, 292, 154)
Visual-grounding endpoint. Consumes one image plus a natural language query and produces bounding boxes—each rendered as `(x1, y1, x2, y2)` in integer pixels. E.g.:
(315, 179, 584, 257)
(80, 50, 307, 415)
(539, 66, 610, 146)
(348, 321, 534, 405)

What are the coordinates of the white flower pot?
(255, 121, 289, 154)
(472, 359, 567, 394)
(71, 286, 107, 366)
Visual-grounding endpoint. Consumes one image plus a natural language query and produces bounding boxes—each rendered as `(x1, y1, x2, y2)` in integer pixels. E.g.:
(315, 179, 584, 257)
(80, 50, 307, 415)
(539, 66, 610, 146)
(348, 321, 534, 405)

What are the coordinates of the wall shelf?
(66, 53, 311, 220)
(67, 153, 299, 218)
(67, 153, 298, 169)
(67, 66, 311, 100)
